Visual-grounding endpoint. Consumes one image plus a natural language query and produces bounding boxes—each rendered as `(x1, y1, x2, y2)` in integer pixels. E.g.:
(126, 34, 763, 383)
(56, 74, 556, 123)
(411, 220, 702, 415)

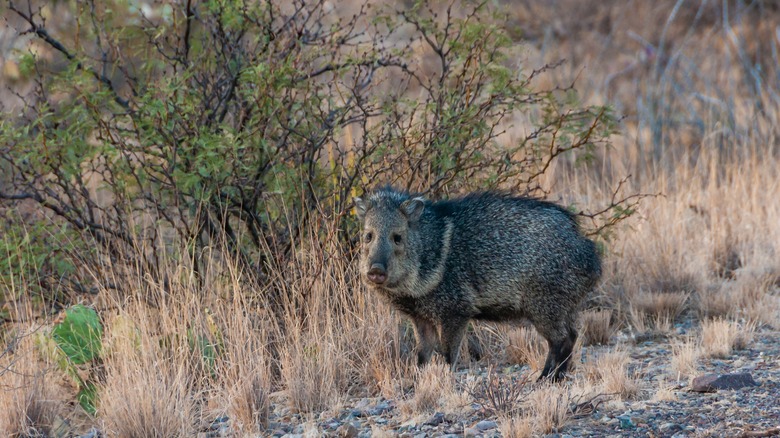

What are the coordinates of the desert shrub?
(0, 1, 638, 317)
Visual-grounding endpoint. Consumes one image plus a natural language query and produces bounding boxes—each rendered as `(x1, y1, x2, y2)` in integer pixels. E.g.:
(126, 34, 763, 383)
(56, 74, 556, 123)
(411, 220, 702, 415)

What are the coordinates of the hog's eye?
(365, 232, 373, 242)
(392, 234, 403, 245)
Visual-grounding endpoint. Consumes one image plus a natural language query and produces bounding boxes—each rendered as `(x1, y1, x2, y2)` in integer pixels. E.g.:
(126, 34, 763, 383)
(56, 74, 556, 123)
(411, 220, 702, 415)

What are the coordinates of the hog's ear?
(353, 197, 367, 220)
(401, 197, 425, 222)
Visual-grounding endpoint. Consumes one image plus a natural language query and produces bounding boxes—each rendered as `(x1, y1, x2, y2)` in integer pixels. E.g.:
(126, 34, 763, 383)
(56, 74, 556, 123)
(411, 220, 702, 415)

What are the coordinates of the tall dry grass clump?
(670, 338, 700, 381)
(87, 215, 404, 433)
(505, 327, 547, 372)
(580, 309, 614, 346)
(0, 334, 58, 438)
(525, 383, 573, 434)
(626, 291, 688, 337)
(697, 273, 780, 328)
(401, 361, 457, 416)
(98, 286, 202, 436)
(100, 349, 199, 437)
(499, 416, 534, 438)
(584, 349, 639, 400)
(211, 295, 272, 433)
(601, 146, 780, 334)
(267, 224, 412, 412)
(93, 245, 278, 435)
(279, 327, 348, 413)
(493, 372, 574, 436)
(700, 318, 756, 358)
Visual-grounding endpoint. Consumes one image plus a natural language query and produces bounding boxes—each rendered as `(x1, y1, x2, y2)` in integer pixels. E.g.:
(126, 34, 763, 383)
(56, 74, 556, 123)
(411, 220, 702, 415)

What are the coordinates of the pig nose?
(367, 263, 387, 284)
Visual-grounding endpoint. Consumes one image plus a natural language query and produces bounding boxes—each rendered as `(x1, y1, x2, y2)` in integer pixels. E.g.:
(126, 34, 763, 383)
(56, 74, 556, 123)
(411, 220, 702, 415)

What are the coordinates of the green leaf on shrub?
(52, 304, 103, 365)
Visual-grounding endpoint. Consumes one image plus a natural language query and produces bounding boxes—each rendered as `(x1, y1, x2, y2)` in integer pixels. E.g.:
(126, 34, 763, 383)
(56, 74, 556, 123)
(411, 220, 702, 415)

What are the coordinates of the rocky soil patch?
(223, 328, 780, 438)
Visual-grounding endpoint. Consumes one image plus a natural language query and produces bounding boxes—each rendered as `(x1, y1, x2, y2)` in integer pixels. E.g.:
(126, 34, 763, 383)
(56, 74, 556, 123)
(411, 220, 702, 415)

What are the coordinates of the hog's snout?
(367, 263, 387, 285)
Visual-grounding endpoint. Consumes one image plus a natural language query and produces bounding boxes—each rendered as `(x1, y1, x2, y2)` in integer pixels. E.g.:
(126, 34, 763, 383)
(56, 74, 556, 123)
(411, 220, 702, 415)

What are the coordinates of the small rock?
(413, 434, 426, 438)
(464, 427, 480, 437)
(79, 428, 101, 438)
(209, 415, 229, 431)
(617, 415, 635, 429)
(268, 422, 292, 433)
(337, 423, 358, 438)
(354, 398, 372, 410)
(475, 420, 498, 431)
(660, 423, 682, 433)
(425, 412, 445, 426)
(691, 373, 759, 392)
(369, 401, 393, 415)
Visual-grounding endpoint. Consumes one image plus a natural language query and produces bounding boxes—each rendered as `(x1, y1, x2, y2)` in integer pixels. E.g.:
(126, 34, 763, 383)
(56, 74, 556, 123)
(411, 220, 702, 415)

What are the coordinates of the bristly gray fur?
(354, 187, 602, 381)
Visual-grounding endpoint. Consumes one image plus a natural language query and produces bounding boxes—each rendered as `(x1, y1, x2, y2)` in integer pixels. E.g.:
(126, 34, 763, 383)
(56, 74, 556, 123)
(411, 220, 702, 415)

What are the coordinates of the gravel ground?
(230, 327, 780, 438)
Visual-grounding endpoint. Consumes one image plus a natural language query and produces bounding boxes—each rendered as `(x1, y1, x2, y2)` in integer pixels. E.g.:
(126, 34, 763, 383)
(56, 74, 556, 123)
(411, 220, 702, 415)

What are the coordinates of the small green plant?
(44, 304, 104, 415)
(52, 304, 103, 364)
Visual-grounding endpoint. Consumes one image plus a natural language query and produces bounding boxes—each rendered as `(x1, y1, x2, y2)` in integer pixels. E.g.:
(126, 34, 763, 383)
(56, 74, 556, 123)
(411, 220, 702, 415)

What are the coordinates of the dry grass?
(100, 350, 198, 437)
(700, 318, 757, 358)
(98, 298, 201, 437)
(441, 388, 472, 417)
(497, 382, 573, 438)
(0, 340, 58, 438)
(697, 274, 780, 328)
(584, 350, 639, 400)
(469, 367, 530, 417)
(279, 331, 347, 413)
(401, 362, 456, 416)
(670, 338, 700, 381)
(525, 383, 573, 434)
(652, 381, 677, 402)
(630, 291, 689, 323)
(628, 291, 689, 336)
(499, 415, 534, 438)
(370, 425, 398, 438)
(505, 326, 547, 372)
(356, 308, 414, 400)
(212, 300, 272, 433)
(628, 306, 672, 337)
(580, 309, 614, 346)
(696, 284, 743, 320)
